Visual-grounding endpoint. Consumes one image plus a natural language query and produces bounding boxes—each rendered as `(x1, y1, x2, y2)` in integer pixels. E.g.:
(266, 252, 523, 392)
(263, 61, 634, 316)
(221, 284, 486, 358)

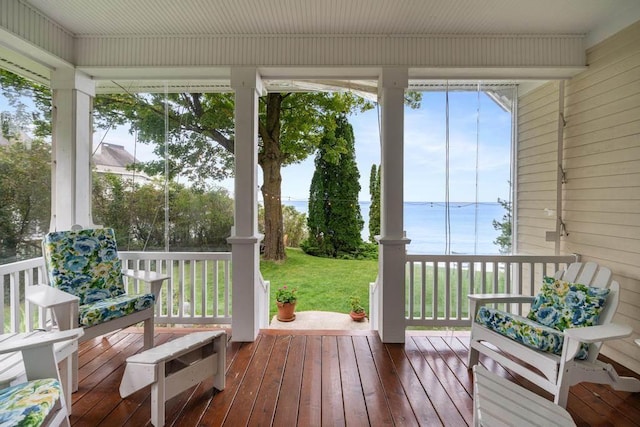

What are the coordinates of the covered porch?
(1, 1, 640, 425)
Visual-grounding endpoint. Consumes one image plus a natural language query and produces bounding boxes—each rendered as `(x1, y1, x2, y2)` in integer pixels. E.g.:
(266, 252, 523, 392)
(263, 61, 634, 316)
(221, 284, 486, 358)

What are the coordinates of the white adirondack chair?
(0, 329, 84, 427)
(468, 261, 640, 408)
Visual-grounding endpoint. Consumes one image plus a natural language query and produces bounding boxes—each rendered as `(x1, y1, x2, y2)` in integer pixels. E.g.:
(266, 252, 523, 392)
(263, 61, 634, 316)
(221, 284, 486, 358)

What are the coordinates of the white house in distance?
(92, 142, 153, 185)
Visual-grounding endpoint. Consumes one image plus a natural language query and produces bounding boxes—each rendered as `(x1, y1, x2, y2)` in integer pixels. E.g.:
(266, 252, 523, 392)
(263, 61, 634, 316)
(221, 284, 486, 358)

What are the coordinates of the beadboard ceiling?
(7, 0, 640, 93)
(23, 0, 640, 47)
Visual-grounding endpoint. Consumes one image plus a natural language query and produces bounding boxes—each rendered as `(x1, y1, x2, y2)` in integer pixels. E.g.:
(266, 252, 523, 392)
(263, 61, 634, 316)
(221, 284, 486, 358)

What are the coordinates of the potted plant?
(275, 285, 297, 322)
(349, 295, 366, 322)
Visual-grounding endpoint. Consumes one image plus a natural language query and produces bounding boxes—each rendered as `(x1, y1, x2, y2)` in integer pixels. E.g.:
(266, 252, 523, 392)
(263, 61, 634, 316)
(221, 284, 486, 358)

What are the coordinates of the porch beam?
(228, 68, 264, 342)
(49, 68, 96, 231)
(377, 68, 410, 344)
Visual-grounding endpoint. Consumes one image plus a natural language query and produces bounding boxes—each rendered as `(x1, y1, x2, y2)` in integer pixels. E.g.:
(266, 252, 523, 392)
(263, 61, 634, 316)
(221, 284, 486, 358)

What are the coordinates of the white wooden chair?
(26, 227, 168, 392)
(468, 261, 640, 407)
(0, 329, 84, 427)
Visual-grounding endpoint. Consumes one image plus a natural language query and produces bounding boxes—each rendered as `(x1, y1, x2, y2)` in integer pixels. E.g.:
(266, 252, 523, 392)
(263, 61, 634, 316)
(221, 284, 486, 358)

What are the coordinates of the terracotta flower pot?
(350, 310, 366, 322)
(277, 301, 296, 322)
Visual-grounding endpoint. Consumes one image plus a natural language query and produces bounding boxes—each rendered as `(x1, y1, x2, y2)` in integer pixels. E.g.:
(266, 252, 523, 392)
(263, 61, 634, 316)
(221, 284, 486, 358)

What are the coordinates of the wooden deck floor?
(70, 327, 640, 427)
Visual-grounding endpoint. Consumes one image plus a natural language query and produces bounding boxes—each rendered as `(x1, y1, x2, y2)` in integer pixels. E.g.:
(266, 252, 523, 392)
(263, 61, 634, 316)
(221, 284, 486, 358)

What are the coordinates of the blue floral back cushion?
(527, 276, 610, 331)
(43, 228, 125, 305)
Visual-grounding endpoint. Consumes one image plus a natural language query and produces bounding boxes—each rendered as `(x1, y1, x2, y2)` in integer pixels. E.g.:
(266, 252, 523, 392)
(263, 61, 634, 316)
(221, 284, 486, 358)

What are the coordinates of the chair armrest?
(25, 285, 80, 330)
(564, 323, 632, 343)
(25, 285, 79, 309)
(468, 293, 535, 304)
(561, 323, 632, 362)
(0, 328, 84, 354)
(123, 269, 169, 298)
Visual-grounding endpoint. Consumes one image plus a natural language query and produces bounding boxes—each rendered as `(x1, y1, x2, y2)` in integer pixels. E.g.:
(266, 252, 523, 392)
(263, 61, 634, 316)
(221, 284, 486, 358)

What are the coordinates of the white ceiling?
(24, 0, 640, 47)
(6, 0, 639, 95)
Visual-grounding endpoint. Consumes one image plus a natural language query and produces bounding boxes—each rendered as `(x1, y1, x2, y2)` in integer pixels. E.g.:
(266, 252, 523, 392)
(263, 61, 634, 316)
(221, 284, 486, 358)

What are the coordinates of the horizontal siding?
(518, 21, 640, 373)
(516, 81, 560, 255)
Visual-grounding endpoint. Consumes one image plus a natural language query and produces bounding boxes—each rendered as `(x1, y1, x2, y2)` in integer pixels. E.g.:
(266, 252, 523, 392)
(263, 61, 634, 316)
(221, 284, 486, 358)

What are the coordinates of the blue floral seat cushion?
(79, 293, 156, 327)
(44, 228, 156, 327)
(0, 378, 61, 427)
(475, 306, 589, 360)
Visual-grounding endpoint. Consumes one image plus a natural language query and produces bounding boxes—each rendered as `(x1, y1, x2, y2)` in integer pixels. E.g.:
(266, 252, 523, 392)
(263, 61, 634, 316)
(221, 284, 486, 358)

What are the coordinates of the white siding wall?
(517, 21, 640, 373)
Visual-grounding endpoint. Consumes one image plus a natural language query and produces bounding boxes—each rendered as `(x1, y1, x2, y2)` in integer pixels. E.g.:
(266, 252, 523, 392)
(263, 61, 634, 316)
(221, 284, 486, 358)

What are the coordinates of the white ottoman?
(120, 330, 226, 427)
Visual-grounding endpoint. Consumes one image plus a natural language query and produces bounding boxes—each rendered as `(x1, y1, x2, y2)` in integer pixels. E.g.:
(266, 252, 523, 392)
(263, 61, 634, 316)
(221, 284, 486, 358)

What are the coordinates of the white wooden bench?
(473, 365, 576, 427)
(119, 330, 226, 427)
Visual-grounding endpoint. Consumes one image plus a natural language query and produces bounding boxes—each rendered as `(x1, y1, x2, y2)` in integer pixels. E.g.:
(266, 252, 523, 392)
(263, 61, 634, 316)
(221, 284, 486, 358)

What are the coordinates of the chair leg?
(468, 336, 480, 368)
(71, 351, 79, 393)
(143, 317, 154, 349)
(59, 352, 75, 412)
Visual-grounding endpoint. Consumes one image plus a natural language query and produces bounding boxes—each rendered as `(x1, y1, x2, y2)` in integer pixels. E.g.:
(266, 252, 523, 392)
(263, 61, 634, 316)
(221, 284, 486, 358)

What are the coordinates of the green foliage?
(305, 114, 364, 258)
(0, 138, 51, 262)
(368, 164, 381, 242)
(92, 174, 234, 251)
(492, 197, 512, 254)
(0, 70, 52, 137)
(275, 285, 297, 303)
(282, 205, 308, 247)
(258, 204, 308, 248)
(349, 295, 365, 314)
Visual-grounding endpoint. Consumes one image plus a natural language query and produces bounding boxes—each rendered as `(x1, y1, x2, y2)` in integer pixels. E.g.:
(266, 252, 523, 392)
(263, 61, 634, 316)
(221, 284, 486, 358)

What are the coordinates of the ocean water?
(282, 200, 507, 255)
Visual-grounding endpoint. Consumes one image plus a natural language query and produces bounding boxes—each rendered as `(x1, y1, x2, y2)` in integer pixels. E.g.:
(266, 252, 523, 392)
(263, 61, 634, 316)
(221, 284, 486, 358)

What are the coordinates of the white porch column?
(50, 68, 96, 231)
(228, 68, 264, 342)
(377, 68, 410, 343)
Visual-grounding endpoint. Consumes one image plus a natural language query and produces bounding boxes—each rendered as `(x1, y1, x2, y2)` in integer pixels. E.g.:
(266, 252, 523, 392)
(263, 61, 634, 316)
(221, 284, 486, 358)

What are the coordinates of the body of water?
(282, 200, 506, 255)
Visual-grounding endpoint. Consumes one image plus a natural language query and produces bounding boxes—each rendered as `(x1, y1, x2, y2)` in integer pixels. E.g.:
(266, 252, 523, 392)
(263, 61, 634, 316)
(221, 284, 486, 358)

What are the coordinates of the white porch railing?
(404, 254, 579, 327)
(119, 252, 232, 325)
(1, 252, 234, 333)
(4, 252, 580, 334)
(0, 257, 48, 333)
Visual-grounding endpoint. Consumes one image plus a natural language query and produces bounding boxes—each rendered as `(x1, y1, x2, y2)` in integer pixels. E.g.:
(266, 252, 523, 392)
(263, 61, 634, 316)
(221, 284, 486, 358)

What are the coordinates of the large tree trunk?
(261, 158, 285, 260)
(258, 93, 286, 261)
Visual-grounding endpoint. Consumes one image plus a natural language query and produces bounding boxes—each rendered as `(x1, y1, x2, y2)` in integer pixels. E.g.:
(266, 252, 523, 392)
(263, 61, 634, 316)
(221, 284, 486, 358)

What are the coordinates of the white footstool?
(473, 365, 576, 427)
(120, 330, 226, 427)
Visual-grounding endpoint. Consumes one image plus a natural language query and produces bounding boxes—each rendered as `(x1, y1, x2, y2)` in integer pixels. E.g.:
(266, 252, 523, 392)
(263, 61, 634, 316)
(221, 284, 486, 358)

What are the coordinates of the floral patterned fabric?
(78, 293, 155, 327)
(527, 276, 610, 331)
(43, 228, 155, 327)
(475, 306, 588, 359)
(475, 277, 610, 360)
(0, 378, 61, 427)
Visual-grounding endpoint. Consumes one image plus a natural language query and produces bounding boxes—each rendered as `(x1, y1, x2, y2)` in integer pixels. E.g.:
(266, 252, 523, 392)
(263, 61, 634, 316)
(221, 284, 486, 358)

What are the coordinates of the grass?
(260, 248, 378, 316)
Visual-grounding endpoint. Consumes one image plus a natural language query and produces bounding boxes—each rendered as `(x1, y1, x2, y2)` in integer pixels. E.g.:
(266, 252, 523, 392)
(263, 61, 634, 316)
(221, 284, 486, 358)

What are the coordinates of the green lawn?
(260, 248, 378, 315)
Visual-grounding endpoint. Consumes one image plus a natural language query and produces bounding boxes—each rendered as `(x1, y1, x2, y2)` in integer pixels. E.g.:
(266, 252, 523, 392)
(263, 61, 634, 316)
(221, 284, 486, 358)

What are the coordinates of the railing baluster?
(433, 261, 439, 321)
(421, 261, 426, 321)
(408, 260, 415, 320)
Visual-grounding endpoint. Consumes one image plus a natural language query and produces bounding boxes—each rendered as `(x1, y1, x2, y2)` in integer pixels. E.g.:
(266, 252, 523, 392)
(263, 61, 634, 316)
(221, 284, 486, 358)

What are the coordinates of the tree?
(368, 164, 381, 242)
(2, 69, 422, 261)
(305, 114, 364, 258)
(92, 173, 234, 251)
(93, 91, 371, 261)
(0, 138, 51, 262)
(492, 197, 512, 254)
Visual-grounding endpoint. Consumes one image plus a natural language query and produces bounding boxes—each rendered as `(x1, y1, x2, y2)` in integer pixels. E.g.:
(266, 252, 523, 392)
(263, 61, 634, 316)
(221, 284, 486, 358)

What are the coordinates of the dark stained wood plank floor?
(70, 327, 640, 427)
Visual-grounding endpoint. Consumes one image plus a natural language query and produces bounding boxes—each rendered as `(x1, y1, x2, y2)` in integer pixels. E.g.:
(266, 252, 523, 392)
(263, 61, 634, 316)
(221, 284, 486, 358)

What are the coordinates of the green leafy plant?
(349, 295, 365, 314)
(275, 285, 297, 304)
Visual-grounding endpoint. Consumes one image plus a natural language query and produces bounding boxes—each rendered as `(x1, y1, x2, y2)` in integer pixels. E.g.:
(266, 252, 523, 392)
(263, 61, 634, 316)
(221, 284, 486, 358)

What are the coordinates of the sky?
(3, 88, 513, 203)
